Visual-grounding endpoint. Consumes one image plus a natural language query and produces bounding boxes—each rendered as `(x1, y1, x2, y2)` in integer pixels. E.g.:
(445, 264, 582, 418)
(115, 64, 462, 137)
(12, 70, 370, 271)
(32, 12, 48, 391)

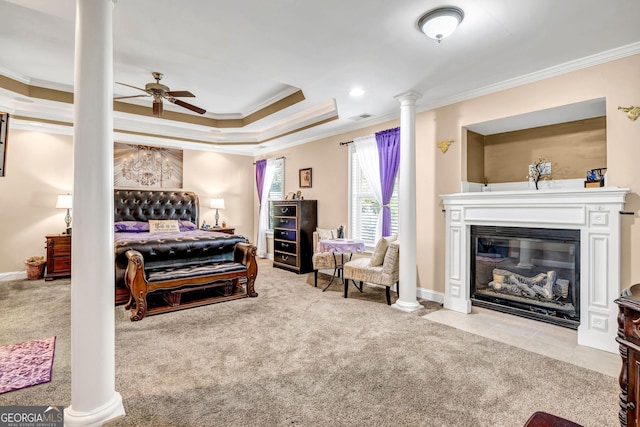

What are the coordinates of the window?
(348, 145, 399, 249)
(268, 158, 284, 229)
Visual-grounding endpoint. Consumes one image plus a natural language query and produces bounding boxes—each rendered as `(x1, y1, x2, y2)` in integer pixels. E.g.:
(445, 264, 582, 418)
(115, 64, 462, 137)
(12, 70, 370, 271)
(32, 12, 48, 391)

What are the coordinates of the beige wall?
(0, 130, 74, 273)
(181, 150, 254, 238)
(480, 117, 606, 183)
(0, 129, 254, 273)
(253, 121, 400, 235)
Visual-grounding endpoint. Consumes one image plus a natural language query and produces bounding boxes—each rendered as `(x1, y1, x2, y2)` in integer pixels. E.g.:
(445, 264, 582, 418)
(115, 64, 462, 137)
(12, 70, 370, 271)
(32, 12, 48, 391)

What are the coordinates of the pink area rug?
(0, 336, 56, 394)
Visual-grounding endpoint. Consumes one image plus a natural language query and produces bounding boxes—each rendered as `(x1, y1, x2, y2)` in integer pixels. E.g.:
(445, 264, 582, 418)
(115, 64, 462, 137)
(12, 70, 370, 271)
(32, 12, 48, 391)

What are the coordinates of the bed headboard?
(114, 189, 199, 225)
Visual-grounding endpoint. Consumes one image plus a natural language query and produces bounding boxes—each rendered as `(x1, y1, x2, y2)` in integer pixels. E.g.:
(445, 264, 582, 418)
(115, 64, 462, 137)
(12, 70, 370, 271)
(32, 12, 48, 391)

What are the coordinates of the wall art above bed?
(114, 142, 183, 188)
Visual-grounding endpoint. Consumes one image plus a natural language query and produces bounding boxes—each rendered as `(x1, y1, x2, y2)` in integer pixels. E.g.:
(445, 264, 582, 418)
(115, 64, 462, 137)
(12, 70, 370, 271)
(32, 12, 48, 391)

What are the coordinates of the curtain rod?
(253, 156, 285, 165)
(338, 126, 400, 146)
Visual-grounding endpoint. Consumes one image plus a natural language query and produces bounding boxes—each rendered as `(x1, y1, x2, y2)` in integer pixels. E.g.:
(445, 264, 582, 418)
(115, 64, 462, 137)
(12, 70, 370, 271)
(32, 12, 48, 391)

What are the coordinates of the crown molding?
(418, 41, 640, 113)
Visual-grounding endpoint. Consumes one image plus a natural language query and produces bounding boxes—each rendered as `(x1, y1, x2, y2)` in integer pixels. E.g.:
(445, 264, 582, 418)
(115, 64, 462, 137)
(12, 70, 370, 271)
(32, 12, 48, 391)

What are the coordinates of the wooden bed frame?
(114, 189, 258, 320)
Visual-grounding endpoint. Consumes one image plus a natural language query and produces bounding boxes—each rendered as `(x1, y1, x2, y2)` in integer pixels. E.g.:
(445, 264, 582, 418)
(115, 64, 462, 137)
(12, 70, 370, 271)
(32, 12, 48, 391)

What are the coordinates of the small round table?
(318, 239, 365, 292)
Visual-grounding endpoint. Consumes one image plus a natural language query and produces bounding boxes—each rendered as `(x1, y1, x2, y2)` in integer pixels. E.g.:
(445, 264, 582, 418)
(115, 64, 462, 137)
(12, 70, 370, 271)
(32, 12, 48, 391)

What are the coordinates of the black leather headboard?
(114, 190, 199, 224)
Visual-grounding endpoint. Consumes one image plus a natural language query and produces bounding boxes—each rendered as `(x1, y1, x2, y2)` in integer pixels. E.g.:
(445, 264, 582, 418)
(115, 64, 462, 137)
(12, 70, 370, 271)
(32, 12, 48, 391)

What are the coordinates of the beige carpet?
(0, 259, 619, 426)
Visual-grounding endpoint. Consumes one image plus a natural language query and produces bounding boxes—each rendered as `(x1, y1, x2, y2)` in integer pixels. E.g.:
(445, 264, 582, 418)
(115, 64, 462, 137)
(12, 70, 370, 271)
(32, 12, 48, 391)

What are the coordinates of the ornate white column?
(64, 1, 125, 425)
(393, 91, 423, 312)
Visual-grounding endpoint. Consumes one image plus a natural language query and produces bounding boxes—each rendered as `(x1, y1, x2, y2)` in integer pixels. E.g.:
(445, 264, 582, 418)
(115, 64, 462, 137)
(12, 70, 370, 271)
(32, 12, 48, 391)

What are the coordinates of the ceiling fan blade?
(115, 82, 149, 93)
(153, 99, 163, 116)
(169, 98, 206, 115)
(114, 94, 151, 100)
(166, 90, 195, 98)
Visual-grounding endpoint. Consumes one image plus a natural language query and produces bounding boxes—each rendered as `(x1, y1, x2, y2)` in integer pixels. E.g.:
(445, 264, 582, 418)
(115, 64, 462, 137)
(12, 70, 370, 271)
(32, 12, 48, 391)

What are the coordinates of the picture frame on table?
(299, 167, 312, 188)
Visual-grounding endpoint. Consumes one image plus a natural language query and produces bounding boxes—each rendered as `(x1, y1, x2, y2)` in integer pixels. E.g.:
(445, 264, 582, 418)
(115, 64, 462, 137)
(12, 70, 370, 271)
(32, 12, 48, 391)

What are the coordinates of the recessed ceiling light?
(349, 87, 365, 97)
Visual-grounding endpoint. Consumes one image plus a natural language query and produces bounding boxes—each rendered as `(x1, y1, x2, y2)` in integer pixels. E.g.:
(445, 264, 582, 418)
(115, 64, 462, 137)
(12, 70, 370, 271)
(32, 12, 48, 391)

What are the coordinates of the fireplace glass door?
(470, 226, 580, 329)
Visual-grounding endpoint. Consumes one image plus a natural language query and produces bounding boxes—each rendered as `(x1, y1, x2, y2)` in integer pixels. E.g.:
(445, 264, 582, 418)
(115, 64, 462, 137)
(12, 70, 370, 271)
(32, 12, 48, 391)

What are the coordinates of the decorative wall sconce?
(618, 105, 639, 121)
(437, 140, 454, 153)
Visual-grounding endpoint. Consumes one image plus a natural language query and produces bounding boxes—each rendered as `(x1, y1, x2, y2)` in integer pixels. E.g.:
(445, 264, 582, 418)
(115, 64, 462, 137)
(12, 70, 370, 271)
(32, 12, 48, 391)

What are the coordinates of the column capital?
(394, 90, 423, 104)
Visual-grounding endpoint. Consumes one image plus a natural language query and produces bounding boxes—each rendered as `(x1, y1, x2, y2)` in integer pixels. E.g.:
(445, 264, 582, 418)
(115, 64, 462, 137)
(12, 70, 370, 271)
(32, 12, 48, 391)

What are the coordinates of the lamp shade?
(210, 198, 225, 210)
(418, 7, 464, 42)
(56, 194, 72, 209)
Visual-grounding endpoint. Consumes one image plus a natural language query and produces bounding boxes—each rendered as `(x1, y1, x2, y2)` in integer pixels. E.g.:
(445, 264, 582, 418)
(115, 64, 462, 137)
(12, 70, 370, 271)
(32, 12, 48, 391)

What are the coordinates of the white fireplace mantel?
(440, 186, 630, 353)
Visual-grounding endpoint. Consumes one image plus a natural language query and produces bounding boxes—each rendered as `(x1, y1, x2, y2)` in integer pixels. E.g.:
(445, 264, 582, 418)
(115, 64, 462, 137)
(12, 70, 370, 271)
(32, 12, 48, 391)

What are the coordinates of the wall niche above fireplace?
(464, 98, 606, 185)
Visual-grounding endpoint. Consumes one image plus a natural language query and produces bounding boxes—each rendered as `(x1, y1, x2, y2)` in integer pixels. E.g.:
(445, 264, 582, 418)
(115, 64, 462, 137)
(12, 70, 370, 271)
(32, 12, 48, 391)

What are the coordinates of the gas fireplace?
(470, 226, 580, 329)
(441, 185, 629, 353)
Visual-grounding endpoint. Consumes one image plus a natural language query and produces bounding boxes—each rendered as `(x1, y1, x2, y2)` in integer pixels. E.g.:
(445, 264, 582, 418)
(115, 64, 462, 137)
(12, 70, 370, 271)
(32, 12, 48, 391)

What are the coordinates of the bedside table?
(45, 233, 71, 280)
(200, 227, 235, 235)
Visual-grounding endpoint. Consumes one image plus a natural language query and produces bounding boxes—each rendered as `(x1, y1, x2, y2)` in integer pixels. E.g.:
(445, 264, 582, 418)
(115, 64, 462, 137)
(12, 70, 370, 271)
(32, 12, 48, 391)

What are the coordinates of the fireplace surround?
(441, 184, 629, 353)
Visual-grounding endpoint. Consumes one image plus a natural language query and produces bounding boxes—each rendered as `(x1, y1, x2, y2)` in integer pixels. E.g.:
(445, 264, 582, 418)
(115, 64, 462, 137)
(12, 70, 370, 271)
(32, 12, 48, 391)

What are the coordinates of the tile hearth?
(424, 306, 619, 377)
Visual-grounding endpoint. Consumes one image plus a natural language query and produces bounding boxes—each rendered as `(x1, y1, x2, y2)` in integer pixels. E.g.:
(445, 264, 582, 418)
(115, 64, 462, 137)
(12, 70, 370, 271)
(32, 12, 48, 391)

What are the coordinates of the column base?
(392, 299, 424, 312)
(64, 392, 125, 427)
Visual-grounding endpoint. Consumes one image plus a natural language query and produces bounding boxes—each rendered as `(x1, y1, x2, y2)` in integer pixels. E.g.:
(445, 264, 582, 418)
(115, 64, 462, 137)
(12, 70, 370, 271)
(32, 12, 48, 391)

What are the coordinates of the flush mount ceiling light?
(349, 87, 365, 97)
(417, 6, 464, 43)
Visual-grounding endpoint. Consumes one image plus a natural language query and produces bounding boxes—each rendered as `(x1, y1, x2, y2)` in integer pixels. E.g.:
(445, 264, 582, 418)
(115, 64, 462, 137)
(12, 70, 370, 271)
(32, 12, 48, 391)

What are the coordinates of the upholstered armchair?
(343, 239, 399, 305)
(311, 230, 337, 287)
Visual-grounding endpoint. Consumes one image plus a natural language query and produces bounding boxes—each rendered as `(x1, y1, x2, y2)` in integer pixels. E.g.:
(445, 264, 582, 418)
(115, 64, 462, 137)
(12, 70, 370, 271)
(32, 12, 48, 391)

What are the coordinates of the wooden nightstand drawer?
(45, 234, 71, 280)
(52, 242, 70, 255)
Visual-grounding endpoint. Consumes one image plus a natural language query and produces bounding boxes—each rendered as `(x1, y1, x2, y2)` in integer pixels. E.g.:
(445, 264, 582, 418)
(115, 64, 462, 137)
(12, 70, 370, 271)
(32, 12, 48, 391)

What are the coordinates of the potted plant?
(25, 256, 46, 280)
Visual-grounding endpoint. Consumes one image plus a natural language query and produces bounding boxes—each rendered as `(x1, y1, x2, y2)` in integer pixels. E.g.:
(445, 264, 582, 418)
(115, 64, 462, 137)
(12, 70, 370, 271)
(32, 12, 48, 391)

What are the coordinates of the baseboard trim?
(417, 288, 444, 305)
(0, 270, 27, 281)
(355, 281, 444, 305)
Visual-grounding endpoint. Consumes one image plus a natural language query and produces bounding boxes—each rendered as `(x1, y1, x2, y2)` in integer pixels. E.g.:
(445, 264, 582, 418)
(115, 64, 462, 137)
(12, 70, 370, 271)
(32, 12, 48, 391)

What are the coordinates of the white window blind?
(349, 145, 399, 249)
(268, 158, 284, 229)
(268, 158, 284, 200)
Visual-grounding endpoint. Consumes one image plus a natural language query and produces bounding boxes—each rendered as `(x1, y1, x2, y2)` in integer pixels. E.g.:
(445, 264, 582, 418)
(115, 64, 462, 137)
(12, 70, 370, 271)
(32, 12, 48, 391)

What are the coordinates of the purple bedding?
(114, 229, 227, 244)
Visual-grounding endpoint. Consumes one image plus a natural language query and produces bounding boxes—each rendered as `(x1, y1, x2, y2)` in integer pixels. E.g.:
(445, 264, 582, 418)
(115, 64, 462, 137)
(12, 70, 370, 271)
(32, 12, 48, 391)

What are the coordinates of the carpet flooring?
(0, 259, 619, 426)
(0, 336, 56, 394)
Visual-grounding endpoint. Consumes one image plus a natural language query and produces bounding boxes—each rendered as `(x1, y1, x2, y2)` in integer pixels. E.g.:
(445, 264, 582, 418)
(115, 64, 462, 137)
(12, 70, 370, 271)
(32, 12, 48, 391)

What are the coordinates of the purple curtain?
(255, 159, 267, 203)
(375, 127, 400, 237)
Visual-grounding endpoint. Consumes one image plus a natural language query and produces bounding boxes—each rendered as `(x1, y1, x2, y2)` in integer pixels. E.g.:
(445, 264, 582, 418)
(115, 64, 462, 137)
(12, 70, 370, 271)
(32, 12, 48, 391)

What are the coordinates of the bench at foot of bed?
(123, 242, 258, 321)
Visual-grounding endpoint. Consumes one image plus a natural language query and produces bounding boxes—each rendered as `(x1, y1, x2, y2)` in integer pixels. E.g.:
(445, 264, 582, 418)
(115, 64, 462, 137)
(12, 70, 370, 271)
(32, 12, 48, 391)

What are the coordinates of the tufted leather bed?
(113, 189, 258, 320)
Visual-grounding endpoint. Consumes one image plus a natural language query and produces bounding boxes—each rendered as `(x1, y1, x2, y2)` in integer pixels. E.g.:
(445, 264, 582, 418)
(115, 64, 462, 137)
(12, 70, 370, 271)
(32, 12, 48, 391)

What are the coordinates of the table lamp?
(56, 193, 73, 234)
(210, 197, 225, 228)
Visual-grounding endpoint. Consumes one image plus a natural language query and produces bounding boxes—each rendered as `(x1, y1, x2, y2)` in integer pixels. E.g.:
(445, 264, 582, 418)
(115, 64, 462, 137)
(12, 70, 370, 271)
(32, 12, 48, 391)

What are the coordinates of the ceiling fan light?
(153, 100, 163, 116)
(418, 6, 464, 43)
